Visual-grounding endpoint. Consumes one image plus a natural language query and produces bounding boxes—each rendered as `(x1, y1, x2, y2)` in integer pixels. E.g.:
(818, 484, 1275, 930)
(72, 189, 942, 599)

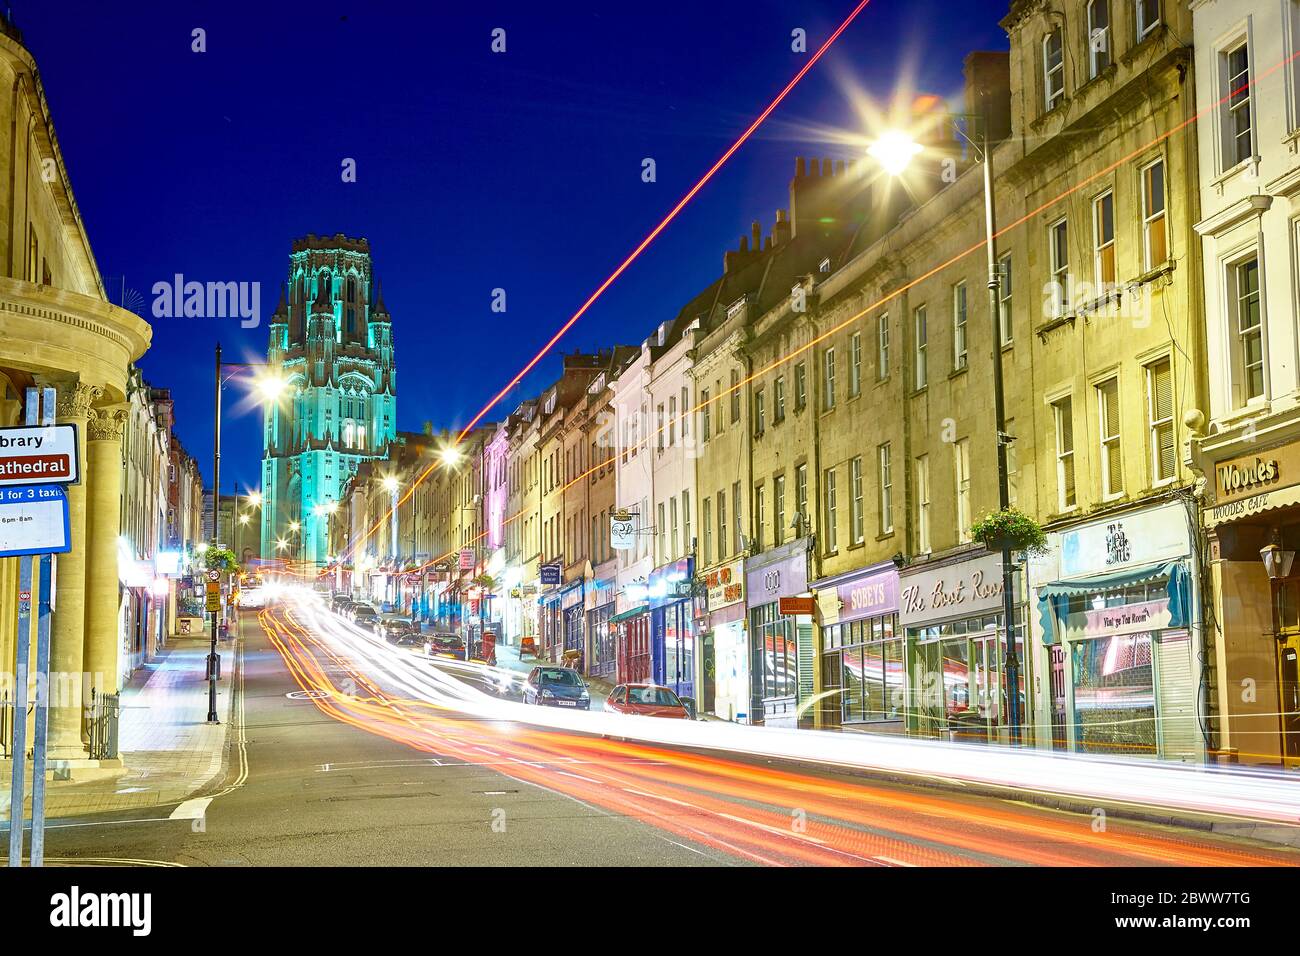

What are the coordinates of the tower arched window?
(347, 276, 356, 301)
(319, 271, 331, 299)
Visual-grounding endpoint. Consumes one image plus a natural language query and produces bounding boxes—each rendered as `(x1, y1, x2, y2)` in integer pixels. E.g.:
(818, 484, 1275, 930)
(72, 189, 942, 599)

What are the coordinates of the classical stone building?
(261, 234, 398, 569)
(0, 17, 150, 767)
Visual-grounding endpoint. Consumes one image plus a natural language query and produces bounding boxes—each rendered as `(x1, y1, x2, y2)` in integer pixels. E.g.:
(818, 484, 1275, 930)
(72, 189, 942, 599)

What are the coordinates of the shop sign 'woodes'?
(1206, 441, 1300, 526)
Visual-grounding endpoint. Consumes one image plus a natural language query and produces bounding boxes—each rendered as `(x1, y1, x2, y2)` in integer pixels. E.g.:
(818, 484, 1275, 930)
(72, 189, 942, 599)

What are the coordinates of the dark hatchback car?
(522, 666, 590, 709)
(426, 632, 467, 660)
(351, 605, 379, 631)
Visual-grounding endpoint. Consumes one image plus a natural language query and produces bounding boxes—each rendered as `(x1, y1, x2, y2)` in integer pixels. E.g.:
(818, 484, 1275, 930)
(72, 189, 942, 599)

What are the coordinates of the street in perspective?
(0, 0, 1297, 940)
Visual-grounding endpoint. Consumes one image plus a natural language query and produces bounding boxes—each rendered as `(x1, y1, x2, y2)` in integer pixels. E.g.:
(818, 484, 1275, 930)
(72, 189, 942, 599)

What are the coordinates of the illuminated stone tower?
(260, 234, 397, 567)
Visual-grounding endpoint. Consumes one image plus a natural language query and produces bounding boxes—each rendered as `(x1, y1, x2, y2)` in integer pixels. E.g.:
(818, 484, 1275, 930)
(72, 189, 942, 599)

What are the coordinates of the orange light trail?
(255, 602, 1300, 867)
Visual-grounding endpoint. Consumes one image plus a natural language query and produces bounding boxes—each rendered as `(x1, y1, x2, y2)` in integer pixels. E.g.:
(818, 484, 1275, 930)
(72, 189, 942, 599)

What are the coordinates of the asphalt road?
(22, 602, 1300, 867)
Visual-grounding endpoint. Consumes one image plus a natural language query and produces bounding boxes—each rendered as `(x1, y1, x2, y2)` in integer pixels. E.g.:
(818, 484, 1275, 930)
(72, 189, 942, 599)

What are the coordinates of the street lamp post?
(870, 105, 1023, 743)
(212, 342, 286, 723)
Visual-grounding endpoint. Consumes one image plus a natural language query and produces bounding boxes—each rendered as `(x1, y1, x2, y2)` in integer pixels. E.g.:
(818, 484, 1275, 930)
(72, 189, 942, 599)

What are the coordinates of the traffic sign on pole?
(0, 422, 79, 486)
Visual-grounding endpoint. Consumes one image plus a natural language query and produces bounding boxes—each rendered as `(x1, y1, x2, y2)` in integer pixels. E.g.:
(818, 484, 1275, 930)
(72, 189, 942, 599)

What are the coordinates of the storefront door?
(1279, 628, 1300, 766)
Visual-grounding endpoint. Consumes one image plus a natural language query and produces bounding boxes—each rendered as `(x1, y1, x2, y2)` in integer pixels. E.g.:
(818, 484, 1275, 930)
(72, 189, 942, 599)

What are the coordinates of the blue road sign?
(0, 485, 71, 557)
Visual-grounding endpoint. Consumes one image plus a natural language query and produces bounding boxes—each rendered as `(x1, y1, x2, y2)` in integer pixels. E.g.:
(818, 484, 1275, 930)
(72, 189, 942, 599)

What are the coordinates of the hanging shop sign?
(0, 423, 79, 487)
(778, 596, 815, 616)
(459, 549, 475, 570)
(899, 553, 1005, 627)
(540, 562, 562, 586)
(704, 559, 745, 611)
(0, 485, 71, 557)
(610, 512, 637, 551)
(1082, 597, 1172, 638)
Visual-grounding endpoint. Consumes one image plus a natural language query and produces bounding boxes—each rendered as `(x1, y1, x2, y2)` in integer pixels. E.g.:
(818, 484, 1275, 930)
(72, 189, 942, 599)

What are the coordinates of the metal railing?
(87, 689, 120, 761)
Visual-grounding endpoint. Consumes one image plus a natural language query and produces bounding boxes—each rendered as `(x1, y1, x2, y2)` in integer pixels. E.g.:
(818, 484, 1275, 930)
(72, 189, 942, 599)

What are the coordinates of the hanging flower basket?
(970, 507, 1048, 555)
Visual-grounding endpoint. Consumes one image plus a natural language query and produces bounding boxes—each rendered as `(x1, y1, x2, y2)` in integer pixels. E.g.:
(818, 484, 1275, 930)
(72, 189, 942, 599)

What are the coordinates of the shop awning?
(609, 604, 648, 624)
(1036, 560, 1190, 646)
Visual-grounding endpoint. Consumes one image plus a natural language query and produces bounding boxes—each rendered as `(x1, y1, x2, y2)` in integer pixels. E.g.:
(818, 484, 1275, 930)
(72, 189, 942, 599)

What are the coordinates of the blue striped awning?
(1036, 560, 1190, 645)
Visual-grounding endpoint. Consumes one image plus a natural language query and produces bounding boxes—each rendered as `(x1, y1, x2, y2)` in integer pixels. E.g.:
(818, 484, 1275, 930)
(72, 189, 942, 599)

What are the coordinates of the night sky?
(21, 0, 1009, 494)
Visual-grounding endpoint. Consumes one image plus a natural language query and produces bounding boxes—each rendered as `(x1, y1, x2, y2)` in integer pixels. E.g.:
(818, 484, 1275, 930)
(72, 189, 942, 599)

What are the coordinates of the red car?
(605, 683, 692, 719)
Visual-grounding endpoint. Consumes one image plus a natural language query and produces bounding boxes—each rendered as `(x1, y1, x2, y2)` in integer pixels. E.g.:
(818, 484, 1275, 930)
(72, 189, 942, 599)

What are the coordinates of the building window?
(703, 496, 713, 565)
(915, 455, 931, 554)
(876, 316, 889, 383)
(714, 379, 723, 434)
(849, 456, 865, 544)
(1053, 396, 1077, 510)
(1224, 41, 1252, 169)
(683, 489, 691, 560)
(730, 369, 741, 423)
(824, 467, 838, 553)
(1044, 28, 1065, 112)
(998, 255, 1013, 346)
(955, 439, 972, 543)
(913, 305, 928, 389)
(823, 348, 837, 409)
(680, 386, 690, 440)
(850, 331, 863, 395)
(668, 395, 677, 447)
(1145, 358, 1175, 485)
(657, 501, 666, 563)
(718, 491, 728, 560)
(1049, 218, 1070, 316)
(774, 474, 786, 546)
(794, 363, 807, 411)
(952, 282, 968, 370)
(670, 497, 679, 559)
(1230, 255, 1264, 406)
(1136, 0, 1161, 41)
(774, 376, 786, 423)
(1093, 191, 1116, 286)
(1142, 159, 1167, 269)
(754, 388, 766, 436)
(878, 443, 893, 535)
(1088, 0, 1111, 77)
(1097, 377, 1123, 498)
(795, 464, 808, 536)
(656, 404, 666, 451)
(732, 482, 743, 554)
(755, 482, 766, 551)
(701, 388, 711, 440)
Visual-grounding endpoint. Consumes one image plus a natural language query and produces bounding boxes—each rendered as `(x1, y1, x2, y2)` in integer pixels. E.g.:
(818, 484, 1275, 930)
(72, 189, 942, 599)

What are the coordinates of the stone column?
(43, 380, 101, 760)
(83, 407, 127, 702)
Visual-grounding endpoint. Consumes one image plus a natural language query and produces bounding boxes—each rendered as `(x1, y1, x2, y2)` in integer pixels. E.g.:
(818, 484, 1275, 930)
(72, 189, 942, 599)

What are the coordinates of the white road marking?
(169, 797, 212, 821)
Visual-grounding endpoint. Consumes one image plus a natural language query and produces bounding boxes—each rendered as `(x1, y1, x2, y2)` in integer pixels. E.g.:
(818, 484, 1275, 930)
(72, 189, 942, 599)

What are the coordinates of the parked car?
(330, 594, 353, 613)
(378, 618, 417, 642)
(346, 602, 376, 622)
(605, 683, 692, 719)
(350, 605, 379, 630)
(425, 632, 467, 660)
(522, 666, 590, 709)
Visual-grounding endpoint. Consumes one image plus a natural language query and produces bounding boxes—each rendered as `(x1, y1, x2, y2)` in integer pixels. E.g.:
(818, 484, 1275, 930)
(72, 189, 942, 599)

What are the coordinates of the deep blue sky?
(22, 0, 1009, 493)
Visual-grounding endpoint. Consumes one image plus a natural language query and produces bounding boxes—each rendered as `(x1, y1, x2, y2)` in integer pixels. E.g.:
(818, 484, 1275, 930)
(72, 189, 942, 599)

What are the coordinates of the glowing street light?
(867, 129, 924, 176)
(239, 513, 250, 525)
(289, 520, 300, 533)
(275, 537, 288, 551)
(246, 491, 263, 508)
(440, 446, 462, 467)
(382, 475, 399, 493)
(255, 374, 288, 401)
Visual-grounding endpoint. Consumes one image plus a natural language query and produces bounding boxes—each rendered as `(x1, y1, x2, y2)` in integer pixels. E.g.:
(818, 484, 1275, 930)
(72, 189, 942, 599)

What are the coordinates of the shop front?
(648, 556, 695, 701)
(540, 587, 564, 662)
(612, 600, 650, 684)
(561, 580, 585, 665)
(586, 575, 617, 678)
(1202, 438, 1300, 766)
(814, 561, 901, 732)
(699, 557, 747, 722)
(746, 540, 812, 728)
(900, 552, 1027, 744)
(1031, 500, 1201, 762)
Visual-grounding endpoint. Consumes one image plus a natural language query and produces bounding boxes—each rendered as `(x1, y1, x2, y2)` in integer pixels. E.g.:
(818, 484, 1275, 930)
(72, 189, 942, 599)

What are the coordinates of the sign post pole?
(29, 551, 54, 866)
(6, 555, 33, 866)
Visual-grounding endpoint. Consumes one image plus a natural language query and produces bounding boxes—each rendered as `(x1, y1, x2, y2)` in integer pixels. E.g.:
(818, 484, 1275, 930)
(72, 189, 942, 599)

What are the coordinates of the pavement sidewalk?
(2, 624, 239, 822)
